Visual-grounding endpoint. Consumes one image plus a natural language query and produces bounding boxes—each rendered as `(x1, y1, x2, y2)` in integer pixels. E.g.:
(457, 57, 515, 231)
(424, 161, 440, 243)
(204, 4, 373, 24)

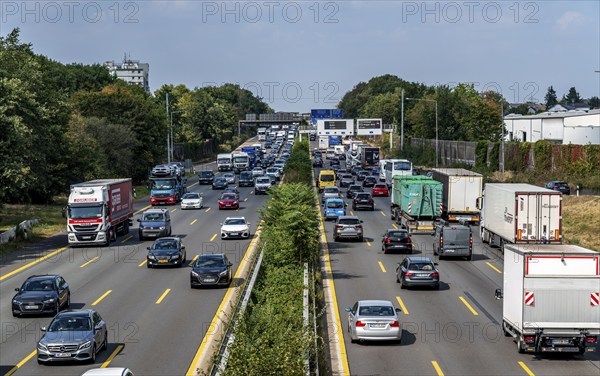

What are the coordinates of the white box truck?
(216, 153, 233, 172)
(478, 184, 562, 252)
(496, 243, 599, 354)
(432, 168, 483, 224)
(318, 136, 328, 150)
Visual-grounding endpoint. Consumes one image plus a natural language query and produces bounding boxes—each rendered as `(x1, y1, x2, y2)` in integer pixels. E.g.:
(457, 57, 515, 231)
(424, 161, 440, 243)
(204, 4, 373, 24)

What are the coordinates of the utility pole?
(435, 100, 438, 168)
(500, 102, 505, 173)
(166, 93, 170, 163)
(400, 89, 404, 151)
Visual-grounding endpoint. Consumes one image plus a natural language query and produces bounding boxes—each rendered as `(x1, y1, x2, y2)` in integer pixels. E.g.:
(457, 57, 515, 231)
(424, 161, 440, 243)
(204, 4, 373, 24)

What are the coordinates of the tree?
(359, 91, 401, 124)
(544, 86, 558, 109)
(563, 87, 581, 104)
(589, 96, 600, 108)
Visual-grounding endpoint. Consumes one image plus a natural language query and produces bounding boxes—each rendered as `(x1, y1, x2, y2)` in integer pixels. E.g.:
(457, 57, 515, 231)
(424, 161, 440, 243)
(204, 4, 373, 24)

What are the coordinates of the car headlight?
(37, 342, 47, 351)
(191, 271, 199, 277)
(219, 269, 228, 276)
(13, 299, 19, 304)
(159, 226, 166, 230)
(43, 298, 56, 303)
(79, 340, 91, 350)
(148, 254, 156, 260)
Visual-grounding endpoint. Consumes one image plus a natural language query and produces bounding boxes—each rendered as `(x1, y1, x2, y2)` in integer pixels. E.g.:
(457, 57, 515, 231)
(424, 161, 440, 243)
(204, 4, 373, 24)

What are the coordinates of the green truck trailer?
(390, 175, 443, 234)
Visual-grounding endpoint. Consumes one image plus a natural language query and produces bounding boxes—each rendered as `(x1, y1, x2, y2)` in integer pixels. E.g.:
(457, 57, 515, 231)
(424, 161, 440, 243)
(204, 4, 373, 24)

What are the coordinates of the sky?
(1, 0, 599, 112)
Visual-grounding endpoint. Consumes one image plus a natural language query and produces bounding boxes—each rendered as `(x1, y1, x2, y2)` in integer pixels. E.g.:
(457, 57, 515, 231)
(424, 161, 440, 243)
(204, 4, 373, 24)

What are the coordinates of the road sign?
(311, 109, 344, 124)
(356, 118, 383, 135)
(316, 119, 354, 136)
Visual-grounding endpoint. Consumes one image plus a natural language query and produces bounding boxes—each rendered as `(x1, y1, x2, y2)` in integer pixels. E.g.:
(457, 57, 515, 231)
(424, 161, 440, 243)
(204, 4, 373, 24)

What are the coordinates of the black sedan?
(212, 177, 228, 189)
(545, 181, 570, 195)
(198, 170, 215, 184)
(312, 157, 324, 167)
(12, 275, 70, 317)
(147, 237, 187, 268)
(190, 254, 233, 287)
(362, 176, 378, 187)
(382, 229, 412, 254)
(357, 170, 370, 181)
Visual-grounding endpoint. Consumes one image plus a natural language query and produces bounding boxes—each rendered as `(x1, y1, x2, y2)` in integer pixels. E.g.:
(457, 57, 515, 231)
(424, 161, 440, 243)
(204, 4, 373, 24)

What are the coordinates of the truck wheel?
(502, 322, 512, 337)
(466, 254, 473, 261)
(517, 338, 525, 354)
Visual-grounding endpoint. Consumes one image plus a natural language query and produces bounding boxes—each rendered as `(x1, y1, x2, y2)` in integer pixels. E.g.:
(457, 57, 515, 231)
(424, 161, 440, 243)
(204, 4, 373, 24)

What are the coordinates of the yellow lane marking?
(250, 191, 254, 194)
(190, 219, 198, 225)
(92, 290, 112, 306)
(190, 255, 199, 266)
(243, 198, 248, 202)
(378, 261, 387, 273)
(171, 208, 177, 213)
(432, 361, 445, 376)
(367, 241, 372, 247)
(380, 211, 386, 217)
(205, 207, 211, 213)
(80, 256, 99, 268)
(350, 211, 354, 216)
(4, 350, 36, 376)
(138, 259, 147, 267)
(459, 296, 479, 316)
(518, 361, 535, 376)
(0, 246, 68, 282)
(185, 225, 264, 376)
(210, 233, 217, 242)
(121, 235, 133, 243)
(101, 344, 124, 368)
(392, 223, 398, 229)
(155, 288, 171, 304)
(486, 262, 502, 274)
(134, 205, 151, 215)
(396, 296, 409, 315)
(187, 182, 199, 188)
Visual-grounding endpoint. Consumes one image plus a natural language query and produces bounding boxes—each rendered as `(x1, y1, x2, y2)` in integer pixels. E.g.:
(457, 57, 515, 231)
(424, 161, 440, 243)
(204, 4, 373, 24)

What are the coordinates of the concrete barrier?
(0, 219, 40, 245)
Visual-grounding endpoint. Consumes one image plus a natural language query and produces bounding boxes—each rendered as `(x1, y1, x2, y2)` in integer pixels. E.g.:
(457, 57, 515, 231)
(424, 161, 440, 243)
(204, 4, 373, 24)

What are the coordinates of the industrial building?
(105, 55, 150, 93)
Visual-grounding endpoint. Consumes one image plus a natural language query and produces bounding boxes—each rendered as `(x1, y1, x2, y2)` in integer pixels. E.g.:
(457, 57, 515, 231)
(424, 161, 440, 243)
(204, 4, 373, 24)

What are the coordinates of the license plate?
(25, 305, 39, 310)
(230, 233, 239, 236)
(552, 339, 570, 345)
(158, 260, 168, 263)
(445, 249, 455, 253)
(226, 204, 231, 207)
(204, 278, 216, 283)
(343, 228, 353, 232)
(82, 236, 93, 240)
(369, 323, 386, 328)
(417, 273, 429, 277)
(55, 353, 71, 358)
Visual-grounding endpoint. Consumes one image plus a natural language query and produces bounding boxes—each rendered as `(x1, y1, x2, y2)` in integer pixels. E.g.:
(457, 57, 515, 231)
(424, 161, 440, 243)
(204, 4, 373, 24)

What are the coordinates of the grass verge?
(562, 195, 600, 251)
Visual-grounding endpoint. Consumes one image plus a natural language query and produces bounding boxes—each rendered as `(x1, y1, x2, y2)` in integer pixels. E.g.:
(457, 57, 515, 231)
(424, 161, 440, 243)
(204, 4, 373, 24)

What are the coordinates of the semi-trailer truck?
(431, 168, 483, 224)
(217, 153, 233, 171)
(390, 175, 443, 234)
(360, 147, 380, 170)
(477, 184, 562, 252)
(65, 179, 133, 246)
(496, 243, 599, 354)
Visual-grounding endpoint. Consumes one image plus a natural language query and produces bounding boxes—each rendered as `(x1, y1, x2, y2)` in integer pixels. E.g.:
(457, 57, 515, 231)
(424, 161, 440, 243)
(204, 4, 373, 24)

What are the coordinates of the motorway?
(312, 145, 600, 376)
(0, 141, 268, 375)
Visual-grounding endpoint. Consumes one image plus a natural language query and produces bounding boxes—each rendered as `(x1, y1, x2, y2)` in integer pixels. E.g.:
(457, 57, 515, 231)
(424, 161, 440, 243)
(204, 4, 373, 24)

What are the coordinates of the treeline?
(0, 29, 271, 204)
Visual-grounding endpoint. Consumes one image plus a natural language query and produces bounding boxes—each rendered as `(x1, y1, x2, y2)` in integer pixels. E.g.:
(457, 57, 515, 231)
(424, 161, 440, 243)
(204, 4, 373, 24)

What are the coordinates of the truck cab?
(217, 153, 233, 172)
(232, 152, 250, 173)
(149, 173, 185, 206)
(433, 221, 472, 260)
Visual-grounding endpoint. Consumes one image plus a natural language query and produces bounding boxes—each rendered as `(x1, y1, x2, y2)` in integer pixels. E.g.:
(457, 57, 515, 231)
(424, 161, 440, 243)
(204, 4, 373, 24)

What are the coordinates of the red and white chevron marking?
(439, 203, 443, 214)
(591, 292, 599, 306)
(407, 203, 412, 213)
(524, 291, 535, 306)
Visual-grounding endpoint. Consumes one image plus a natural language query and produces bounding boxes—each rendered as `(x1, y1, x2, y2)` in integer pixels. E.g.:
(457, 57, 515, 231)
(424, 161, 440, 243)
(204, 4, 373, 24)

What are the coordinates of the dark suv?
(238, 171, 254, 187)
(352, 192, 374, 211)
(198, 170, 215, 184)
(545, 181, 570, 195)
(12, 275, 70, 317)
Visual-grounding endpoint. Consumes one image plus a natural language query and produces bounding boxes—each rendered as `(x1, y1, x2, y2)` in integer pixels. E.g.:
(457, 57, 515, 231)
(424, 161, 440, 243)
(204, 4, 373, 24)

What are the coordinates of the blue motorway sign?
(311, 109, 344, 124)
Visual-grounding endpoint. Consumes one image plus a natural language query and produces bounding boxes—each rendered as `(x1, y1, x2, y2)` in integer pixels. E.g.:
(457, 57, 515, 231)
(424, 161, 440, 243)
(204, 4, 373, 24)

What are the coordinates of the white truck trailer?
(318, 136, 328, 150)
(432, 168, 482, 224)
(496, 243, 599, 354)
(478, 184, 562, 252)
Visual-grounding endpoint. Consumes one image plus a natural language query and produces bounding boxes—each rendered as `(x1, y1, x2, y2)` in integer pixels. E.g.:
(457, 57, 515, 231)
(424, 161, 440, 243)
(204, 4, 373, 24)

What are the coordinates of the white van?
(379, 160, 389, 181)
(326, 148, 336, 160)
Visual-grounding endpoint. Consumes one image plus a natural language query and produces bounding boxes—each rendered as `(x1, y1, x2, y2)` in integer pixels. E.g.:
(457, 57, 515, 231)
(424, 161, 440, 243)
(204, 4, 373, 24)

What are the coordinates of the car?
(12, 275, 70, 317)
(146, 237, 187, 267)
(138, 209, 171, 240)
(382, 229, 412, 254)
(238, 171, 254, 187)
(223, 187, 240, 199)
(346, 185, 364, 199)
(323, 198, 346, 220)
(351, 166, 364, 176)
(218, 193, 239, 210)
(333, 216, 364, 242)
(357, 170, 370, 181)
(81, 368, 135, 376)
(220, 217, 251, 239)
(252, 167, 264, 177)
(545, 181, 570, 195)
(352, 192, 374, 211)
(222, 172, 236, 184)
(198, 170, 215, 184)
(433, 221, 472, 260)
(321, 186, 342, 203)
(371, 183, 389, 197)
(345, 300, 402, 343)
(396, 256, 440, 289)
(37, 309, 108, 364)
(190, 254, 233, 287)
(339, 174, 355, 188)
(212, 177, 228, 190)
(168, 162, 185, 177)
(151, 164, 171, 177)
(266, 167, 281, 181)
(309, 134, 316, 141)
(180, 192, 203, 210)
(254, 176, 272, 195)
(273, 161, 285, 172)
(362, 176, 377, 187)
(312, 157, 324, 167)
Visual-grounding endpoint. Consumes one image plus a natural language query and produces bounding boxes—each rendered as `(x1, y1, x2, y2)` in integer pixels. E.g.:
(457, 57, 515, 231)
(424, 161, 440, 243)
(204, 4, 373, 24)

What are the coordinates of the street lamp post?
(170, 111, 183, 163)
(405, 97, 439, 167)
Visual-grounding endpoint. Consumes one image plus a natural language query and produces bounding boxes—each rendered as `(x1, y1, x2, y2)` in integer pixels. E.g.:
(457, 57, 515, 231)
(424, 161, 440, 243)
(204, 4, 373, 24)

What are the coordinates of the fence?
(409, 138, 477, 166)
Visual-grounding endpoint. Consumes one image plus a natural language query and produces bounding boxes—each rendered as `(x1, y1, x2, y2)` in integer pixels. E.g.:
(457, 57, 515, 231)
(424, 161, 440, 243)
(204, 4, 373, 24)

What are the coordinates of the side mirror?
(137, 219, 141, 222)
(247, 223, 251, 226)
(40, 327, 47, 332)
(15, 287, 20, 292)
(94, 325, 102, 332)
(344, 307, 351, 312)
(182, 246, 186, 250)
(495, 288, 503, 300)
(476, 197, 482, 210)
(61, 206, 67, 218)
(228, 262, 233, 267)
(433, 262, 439, 266)
(360, 220, 364, 223)
(219, 223, 223, 226)
(147, 247, 151, 250)
(395, 307, 402, 313)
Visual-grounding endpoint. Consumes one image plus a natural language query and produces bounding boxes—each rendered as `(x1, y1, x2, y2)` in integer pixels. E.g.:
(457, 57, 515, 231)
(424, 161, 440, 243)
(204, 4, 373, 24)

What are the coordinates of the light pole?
(170, 111, 183, 162)
(405, 97, 438, 167)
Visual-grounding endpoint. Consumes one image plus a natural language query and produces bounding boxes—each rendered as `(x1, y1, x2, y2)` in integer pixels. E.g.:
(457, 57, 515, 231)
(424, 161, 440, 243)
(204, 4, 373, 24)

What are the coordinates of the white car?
(180, 192, 203, 209)
(80, 368, 134, 376)
(222, 172, 236, 184)
(220, 217, 251, 239)
(251, 167, 264, 177)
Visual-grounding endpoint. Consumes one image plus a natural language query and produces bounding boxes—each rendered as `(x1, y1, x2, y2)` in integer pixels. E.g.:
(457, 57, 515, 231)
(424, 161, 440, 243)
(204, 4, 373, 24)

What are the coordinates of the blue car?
(323, 198, 346, 221)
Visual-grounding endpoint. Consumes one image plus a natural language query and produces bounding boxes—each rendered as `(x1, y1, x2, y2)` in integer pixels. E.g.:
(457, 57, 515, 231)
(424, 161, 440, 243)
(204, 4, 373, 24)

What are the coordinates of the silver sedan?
(345, 300, 402, 343)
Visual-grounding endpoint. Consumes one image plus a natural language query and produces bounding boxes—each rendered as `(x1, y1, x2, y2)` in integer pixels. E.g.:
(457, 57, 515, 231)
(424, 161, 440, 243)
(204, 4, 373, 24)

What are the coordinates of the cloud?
(555, 11, 585, 31)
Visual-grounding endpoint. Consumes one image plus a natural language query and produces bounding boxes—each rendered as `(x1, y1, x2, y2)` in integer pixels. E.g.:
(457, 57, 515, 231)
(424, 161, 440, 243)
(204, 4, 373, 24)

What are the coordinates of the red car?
(218, 193, 239, 210)
(372, 183, 389, 197)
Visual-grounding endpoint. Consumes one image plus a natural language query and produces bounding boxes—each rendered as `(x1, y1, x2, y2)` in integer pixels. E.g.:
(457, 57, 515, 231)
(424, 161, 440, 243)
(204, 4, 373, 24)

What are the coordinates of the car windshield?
(320, 174, 334, 182)
(374, 184, 387, 189)
(349, 186, 362, 191)
(48, 317, 91, 332)
(214, 178, 226, 183)
(408, 262, 435, 271)
(324, 187, 338, 194)
(196, 257, 225, 268)
(183, 193, 200, 199)
(327, 201, 344, 209)
(339, 218, 360, 225)
(68, 205, 103, 219)
(257, 178, 270, 184)
(355, 193, 370, 199)
(152, 239, 178, 250)
(200, 171, 213, 177)
(22, 279, 55, 291)
(222, 194, 237, 200)
(217, 158, 230, 163)
(443, 228, 470, 243)
(143, 213, 165, 221)
(224, 218, 246, 225)
(359, 305, 394, 316)
(223, 174, 234, 179)
(394, 161, 412, 171)
(151, 179, 175, 189)
(240, 172, 252, 179)
(233, 156, 248, 163)
(388, 231, 409, 238)
(342, 175, 353, 180)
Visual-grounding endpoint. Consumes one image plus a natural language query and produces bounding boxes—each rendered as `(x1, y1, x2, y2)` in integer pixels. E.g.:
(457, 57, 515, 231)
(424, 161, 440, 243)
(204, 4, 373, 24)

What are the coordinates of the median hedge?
(224, 140, 321, 376)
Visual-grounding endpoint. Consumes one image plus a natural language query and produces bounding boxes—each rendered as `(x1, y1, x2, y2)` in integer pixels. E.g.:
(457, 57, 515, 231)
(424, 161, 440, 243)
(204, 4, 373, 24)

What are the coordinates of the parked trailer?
(390, 175, 443, 234)
(431, 168, 482, 224)
(478, 184, 562, 252)
(497, 243, 599, 354)
(66, 179, 133, 246)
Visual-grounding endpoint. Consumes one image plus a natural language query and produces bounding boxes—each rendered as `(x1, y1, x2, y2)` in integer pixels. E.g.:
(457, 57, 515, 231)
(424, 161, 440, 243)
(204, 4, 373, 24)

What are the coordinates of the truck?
(232, 151, 250, 173)
(477, 184, 562, 252)
(241, 147, 257, 169)
(384, 159, 413, 187)
(257, 127, 267, 141)
(496, 243, 599, 354)
(149, 169, 185, 206)
(318, 136, 329, 150)
(65, 179, 133, 246)
(431, 168, 483, 224)
(390, 175, 443, 234)
(217, 153, 233, 172)
(360, 147, 380, 170)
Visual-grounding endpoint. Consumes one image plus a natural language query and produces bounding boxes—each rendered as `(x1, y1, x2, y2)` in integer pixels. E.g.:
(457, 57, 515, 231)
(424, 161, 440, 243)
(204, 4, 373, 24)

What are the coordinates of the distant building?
(548, 103, 591, 112)
(503, 109, 600, 145)
(105, 55, 149, 93)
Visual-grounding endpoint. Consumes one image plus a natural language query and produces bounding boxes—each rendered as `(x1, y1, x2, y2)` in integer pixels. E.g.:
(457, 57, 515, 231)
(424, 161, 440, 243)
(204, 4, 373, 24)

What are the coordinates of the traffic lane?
(1, 185, 267, 375)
